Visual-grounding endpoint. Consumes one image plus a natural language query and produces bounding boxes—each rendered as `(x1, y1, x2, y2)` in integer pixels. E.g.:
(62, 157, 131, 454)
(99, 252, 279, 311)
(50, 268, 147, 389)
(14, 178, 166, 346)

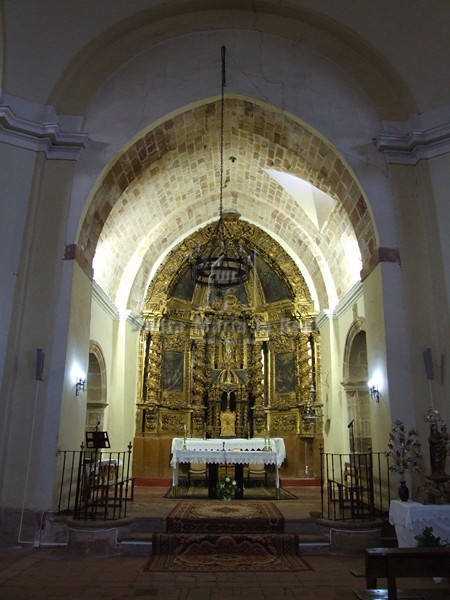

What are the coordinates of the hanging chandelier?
(190, 46, 251, 288)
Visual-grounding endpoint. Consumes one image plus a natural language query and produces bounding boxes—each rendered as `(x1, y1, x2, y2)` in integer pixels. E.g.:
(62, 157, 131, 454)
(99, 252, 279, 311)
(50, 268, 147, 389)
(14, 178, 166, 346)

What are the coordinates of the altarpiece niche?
(134, 216, 322, 478)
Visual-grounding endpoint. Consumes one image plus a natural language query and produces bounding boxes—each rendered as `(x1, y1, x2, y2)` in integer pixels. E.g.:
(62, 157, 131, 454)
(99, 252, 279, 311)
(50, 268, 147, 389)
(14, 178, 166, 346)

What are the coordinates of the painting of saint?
(275, 352, 295, 393)
(256, 259, 290, 304)
(172, 267, 195, 301)
(163, 351, 184, 392)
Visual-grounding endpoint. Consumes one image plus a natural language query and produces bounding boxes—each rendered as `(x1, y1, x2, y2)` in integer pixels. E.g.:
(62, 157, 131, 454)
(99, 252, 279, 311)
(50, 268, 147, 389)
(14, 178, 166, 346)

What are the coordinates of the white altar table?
(170, 437, 286, 464)
(389, 500, 450, 547)
(170, 438, 286, 497)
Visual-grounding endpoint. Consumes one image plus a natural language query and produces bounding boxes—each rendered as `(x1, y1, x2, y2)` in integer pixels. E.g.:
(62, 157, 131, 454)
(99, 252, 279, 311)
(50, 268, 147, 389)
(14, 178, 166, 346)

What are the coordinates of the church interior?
(1, 2, 450, 578)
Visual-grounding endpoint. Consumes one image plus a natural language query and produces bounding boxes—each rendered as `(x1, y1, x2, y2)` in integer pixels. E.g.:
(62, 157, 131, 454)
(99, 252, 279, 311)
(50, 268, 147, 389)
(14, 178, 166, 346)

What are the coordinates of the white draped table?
(170, 437, 286, 497)
(389, 500, 450, 547)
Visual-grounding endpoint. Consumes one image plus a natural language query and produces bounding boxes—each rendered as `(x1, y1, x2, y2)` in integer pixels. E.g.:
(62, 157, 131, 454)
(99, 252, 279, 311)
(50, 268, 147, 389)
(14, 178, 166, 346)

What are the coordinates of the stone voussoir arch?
(78, 98, 376, 287)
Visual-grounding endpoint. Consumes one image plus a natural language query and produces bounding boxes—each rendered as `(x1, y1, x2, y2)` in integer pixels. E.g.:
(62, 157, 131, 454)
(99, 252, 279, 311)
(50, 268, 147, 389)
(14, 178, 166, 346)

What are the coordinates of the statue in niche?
(220, 333, 237, 368)
(220, 390, 237, 437)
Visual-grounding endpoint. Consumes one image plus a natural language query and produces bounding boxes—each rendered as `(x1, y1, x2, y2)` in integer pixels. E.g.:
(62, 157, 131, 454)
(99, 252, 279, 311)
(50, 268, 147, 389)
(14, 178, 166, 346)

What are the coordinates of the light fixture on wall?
(75, 378, 86, 396)
(189, 46, 251, 288)
(369, 383, 380, 402)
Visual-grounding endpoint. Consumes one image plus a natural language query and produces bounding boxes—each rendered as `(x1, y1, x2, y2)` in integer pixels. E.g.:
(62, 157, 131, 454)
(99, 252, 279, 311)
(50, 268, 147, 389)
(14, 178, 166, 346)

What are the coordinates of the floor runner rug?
(164, 485, 298, 500)
(143, 533, 315, 572)
(166, 501, 284, 533)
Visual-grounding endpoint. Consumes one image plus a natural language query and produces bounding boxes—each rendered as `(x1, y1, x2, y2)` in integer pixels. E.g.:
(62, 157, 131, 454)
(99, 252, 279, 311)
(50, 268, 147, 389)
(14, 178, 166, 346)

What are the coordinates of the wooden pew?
(365, 547, 450, 600)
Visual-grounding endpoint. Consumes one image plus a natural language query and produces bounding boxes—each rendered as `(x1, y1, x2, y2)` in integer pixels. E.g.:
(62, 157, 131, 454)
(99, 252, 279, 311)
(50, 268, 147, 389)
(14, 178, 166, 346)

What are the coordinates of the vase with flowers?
(216, 476, 240, 500)
(386, 420, 422, 501)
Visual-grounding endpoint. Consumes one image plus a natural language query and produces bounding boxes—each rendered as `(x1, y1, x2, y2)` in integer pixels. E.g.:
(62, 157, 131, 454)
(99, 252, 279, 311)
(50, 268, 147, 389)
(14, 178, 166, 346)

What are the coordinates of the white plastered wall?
(318, 270, 393, 463)
(89, 294, 139, 455)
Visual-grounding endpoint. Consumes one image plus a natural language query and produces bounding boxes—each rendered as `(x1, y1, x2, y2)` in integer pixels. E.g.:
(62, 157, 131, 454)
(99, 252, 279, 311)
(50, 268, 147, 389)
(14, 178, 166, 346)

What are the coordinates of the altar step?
(42, 511, 390, 556)
(116, 529, 394, 556)
(116, 529, 332, 556)
(111, 511, 332, 555)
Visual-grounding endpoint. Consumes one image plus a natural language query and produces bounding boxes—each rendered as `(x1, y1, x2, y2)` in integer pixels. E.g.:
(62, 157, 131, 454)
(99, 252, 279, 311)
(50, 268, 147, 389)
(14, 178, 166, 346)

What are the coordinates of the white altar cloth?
(170, 438, 286, 491)
(389, 500, 450, 547)
(171, 450, 279, 488)
(170, 437, 286, 466)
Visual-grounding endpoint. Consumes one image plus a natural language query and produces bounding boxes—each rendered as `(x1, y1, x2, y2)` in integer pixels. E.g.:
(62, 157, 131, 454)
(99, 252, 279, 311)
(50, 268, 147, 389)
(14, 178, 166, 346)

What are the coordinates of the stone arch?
(49, 2, 415, 120)
(79, 98, 376, 311)
(85, 341, 108, 432)
(342, 317, 372, 452)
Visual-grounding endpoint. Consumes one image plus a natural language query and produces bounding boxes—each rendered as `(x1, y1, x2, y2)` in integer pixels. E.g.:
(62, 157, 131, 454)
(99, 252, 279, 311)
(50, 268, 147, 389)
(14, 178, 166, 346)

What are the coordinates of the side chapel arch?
(342, 316, 372, 452)
(85, 341, 108, 432)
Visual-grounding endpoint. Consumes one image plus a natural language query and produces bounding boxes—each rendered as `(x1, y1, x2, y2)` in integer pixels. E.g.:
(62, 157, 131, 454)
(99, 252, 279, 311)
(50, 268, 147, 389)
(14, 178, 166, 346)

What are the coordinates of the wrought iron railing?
(56, 444, 134, 521)
(320, 450, 392, 521)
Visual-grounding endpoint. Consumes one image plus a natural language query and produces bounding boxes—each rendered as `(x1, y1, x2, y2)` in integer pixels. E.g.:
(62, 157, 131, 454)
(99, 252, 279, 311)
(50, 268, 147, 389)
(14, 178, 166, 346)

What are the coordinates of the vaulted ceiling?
(50, 2, 433, 318)
(85, 97, 372, 314)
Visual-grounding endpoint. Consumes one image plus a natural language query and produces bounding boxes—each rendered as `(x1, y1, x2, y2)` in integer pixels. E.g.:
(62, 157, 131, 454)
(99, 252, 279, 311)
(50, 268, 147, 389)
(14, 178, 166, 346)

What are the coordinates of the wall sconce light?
(369, 384, 380, 402)
(75, 378, 86, 396)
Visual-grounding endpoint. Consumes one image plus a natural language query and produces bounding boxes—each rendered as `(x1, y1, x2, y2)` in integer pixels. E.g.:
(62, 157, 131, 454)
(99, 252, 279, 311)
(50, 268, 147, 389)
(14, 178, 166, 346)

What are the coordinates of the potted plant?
(415, 526, 450, 547)
(216, 476, 240, 500)
(386, 420, 422, 501)
(415, 526, 449, 583)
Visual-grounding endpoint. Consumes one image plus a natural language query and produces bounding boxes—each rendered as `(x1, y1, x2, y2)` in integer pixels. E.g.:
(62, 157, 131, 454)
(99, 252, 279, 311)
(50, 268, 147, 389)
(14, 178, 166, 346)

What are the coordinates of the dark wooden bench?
(365, 547, 450, 600)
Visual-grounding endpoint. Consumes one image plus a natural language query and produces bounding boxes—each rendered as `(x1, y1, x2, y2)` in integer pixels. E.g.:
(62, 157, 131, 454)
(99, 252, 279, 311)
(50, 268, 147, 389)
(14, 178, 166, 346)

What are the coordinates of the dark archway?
(342, 320, 372, 452)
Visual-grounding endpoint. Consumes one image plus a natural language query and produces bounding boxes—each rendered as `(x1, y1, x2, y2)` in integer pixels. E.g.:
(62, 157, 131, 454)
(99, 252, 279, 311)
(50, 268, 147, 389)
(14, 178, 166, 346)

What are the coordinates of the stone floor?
(0, 484, 448, 600)
(125, 482, 324, 521)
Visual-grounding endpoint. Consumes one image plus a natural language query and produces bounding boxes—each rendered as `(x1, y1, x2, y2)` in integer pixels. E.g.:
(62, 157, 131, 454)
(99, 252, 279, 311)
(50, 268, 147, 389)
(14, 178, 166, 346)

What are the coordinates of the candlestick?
(182, 423, 187, 450)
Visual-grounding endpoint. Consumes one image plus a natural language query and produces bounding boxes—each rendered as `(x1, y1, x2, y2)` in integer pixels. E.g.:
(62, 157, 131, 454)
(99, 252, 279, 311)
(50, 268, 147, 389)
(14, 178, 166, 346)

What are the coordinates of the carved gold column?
(298, 332, 311, 401)
(249, 339, 266, 436)
(310, 331, 321, 399)
(298, 330, 322, 438)
(191, 338, 208, 437)
(135, 326, 150, 433)
(144, 326, 162, 434)
(209, 387, 221, 438)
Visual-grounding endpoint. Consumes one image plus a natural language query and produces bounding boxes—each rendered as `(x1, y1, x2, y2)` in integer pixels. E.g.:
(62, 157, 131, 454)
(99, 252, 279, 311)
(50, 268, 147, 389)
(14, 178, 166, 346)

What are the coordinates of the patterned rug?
(143, 532, 315, 572)
(166, 501, 285, 533)
(164, 485, 298, 500)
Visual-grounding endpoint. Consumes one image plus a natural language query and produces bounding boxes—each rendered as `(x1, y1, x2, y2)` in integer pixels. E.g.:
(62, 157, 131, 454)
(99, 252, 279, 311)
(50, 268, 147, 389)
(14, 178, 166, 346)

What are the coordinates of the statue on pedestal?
(416, 410, 450, 503)
(429, 423, 449, 479)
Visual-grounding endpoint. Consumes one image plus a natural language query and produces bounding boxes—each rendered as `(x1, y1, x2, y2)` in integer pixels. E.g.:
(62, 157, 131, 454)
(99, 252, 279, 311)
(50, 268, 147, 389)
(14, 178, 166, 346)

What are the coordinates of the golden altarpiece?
(133, 214, 322, 479)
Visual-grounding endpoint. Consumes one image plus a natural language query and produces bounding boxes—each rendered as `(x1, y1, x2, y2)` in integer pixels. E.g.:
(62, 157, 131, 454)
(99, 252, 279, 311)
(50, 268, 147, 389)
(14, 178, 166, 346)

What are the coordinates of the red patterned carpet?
(164, 484, 298, 500)
(144, 532, 315, 572)
(166, 501, 285, 533)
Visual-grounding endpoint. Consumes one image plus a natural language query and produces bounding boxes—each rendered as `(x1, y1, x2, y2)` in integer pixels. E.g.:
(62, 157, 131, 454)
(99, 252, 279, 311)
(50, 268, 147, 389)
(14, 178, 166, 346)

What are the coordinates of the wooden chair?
(247, 463, 267, 486)
(188, 463, 207, 486)
(343, 462, 359, 495)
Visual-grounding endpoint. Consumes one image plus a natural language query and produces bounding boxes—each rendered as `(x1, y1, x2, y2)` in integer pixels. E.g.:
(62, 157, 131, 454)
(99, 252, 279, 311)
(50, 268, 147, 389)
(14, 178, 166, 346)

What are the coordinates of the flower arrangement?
(216, 477, 240, 500)
(415, 526, 450, 547)
(385, 420, 422, 475)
